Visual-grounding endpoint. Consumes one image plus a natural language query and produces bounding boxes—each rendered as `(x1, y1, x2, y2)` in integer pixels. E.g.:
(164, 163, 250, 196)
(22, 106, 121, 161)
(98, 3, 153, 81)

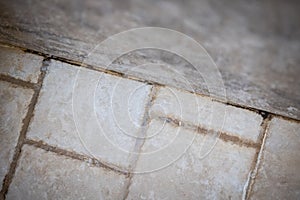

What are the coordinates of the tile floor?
(0, 44, 299, 200)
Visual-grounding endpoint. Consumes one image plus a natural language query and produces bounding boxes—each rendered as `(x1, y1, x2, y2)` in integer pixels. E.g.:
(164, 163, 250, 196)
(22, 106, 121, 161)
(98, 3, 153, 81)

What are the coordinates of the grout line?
(0, 74, 36, 89)
(0, 41, 299, 123)
(23, 139, 129, 176)
(122, 85, 160, 200)
(156, 116, 260, 149)
(242, 114, 272, 200)
(122, 174, 134, 200)
(13, 41, 165, 87)
(0, 42, 298, 199)
(0, 61, 47, 199)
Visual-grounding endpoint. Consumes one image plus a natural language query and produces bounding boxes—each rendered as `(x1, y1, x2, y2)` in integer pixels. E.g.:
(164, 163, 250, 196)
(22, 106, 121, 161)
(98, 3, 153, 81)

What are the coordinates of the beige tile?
(0, 81, 33, 190)
(7, 145, 128, 200)
(250, 118, 300, 199)
(0, 45, 43, 83)
(27, 60, 152, 169)
(128, 119, 256, 199)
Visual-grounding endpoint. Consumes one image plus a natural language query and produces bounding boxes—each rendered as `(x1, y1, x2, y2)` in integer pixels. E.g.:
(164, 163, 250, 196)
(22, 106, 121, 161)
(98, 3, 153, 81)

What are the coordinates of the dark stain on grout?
(0, 64, 46, 199)
(157, 115, 260, 149)
(0, 74, 36, 89)
(24, 139, 129, 177)
(218, 133, 260, 149)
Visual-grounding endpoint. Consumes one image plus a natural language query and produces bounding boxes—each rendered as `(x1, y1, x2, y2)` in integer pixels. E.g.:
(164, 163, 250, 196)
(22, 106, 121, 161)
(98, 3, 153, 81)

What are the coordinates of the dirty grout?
(0, 61, 47, 199)
(24, 139, 129, 176)
(156, 115, 260, 149)
(0, 74, 36, 89)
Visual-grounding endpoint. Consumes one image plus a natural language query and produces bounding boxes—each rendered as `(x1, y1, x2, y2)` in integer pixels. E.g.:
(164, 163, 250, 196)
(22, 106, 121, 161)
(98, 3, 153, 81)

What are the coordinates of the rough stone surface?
(151, 87, 262, 142)
(0, 0, 299, 119)
(0, 45, 43, 83)
(128, 119, 256, 199)
(250, 118, 300, 199)
(27, 60, 152, 170)
(6, 145, 128, 200)
(0, 81, 33, 190)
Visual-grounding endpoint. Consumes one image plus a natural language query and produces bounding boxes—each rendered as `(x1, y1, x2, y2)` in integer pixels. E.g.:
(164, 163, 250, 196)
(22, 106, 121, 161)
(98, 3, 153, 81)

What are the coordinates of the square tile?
(27, 60, 152, 169)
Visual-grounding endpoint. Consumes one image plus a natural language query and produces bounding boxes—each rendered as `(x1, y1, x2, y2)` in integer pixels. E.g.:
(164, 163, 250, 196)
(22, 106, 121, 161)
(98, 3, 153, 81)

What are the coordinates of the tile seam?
(156, 116, 260, 149)
(23, 139, 129, 176)
(0, 61, 47, 199)
(122, 85, 160, 200)
(242, 114, 272, 200)
(0, 41, 299, 122)
(0, 74, 36, 89)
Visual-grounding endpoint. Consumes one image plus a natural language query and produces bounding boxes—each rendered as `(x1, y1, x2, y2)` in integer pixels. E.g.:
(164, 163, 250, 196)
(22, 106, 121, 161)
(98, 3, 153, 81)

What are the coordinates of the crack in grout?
(0, 61, 47, 199)
(122, 85, 159, 200)
(0, 41, 299, 123)
(23, 139, 129, 176)
(242, 114, 272, 200)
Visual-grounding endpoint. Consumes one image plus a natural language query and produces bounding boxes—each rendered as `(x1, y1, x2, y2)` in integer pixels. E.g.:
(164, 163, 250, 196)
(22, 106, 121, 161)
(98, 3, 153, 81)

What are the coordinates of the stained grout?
(24, 139, 129, 176)
(0, 74, 36, 89)
(0, 62, 46, 199)
(242, 114, 272, 200)
(0, 41, 299, 123)
(156, 116, 260, 149)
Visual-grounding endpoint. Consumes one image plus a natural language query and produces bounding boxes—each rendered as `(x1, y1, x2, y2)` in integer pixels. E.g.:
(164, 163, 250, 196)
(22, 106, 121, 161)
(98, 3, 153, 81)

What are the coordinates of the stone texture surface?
(0, 81, 33, 190)
(128, 119, 257, 199)
(0, 2, 299, 197)
(27, 60, 152, 170)
(0, 0, 299, 119)
(250, 118, 300, 199)
(0, 45, 43, 83)
(151, 87, 262, 142)
(6, 145, 128, 200)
